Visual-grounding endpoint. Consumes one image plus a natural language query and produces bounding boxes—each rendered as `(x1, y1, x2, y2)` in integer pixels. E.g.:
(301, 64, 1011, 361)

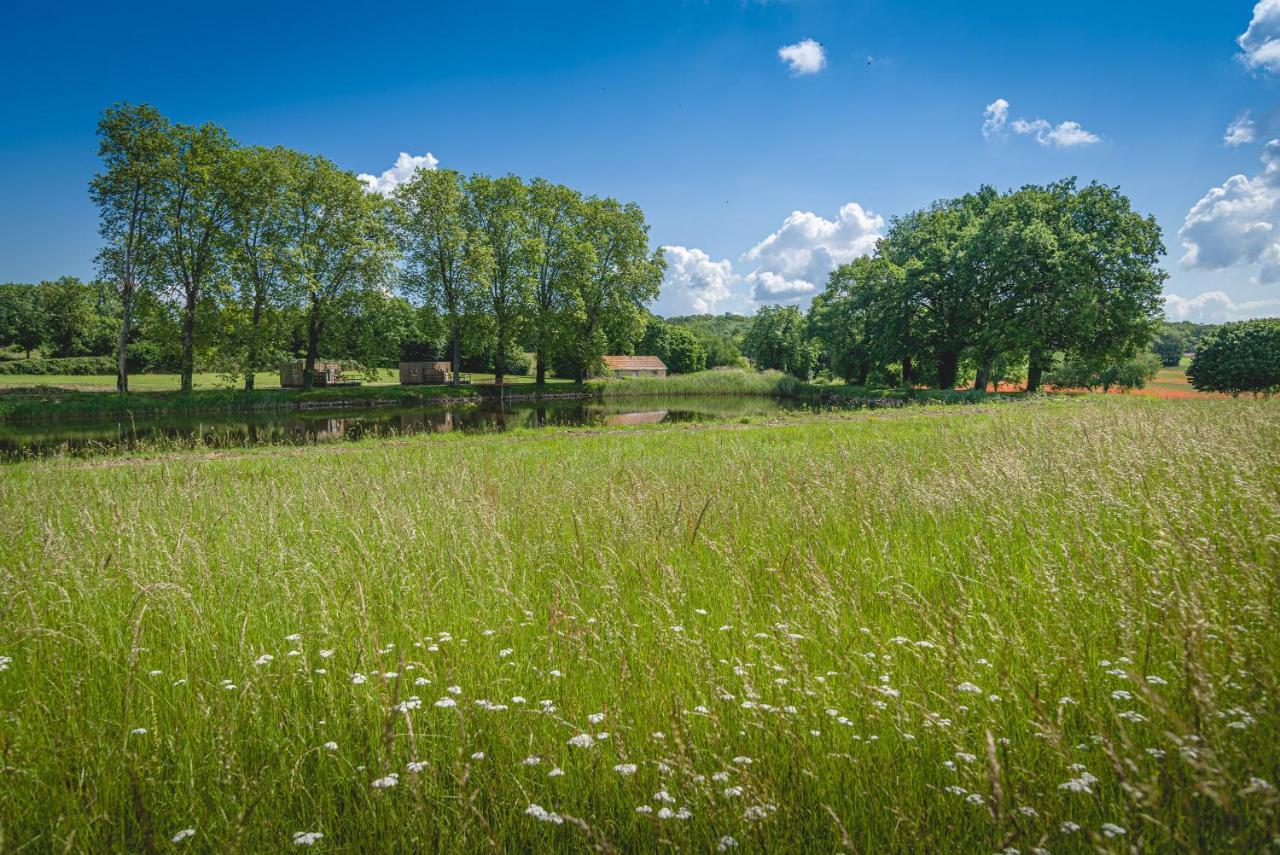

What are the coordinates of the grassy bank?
(2, 398, 1278, 851)
(590, 368, 998, 406)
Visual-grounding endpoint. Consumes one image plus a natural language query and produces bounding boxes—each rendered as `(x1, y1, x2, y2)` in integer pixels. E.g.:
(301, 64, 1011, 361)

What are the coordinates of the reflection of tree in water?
(0, 396, 808, 460)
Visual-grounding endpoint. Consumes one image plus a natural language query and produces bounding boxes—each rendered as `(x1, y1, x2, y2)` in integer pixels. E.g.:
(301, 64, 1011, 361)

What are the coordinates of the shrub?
(1187, 318, 1280, 397)
(0, 355, 118, 375)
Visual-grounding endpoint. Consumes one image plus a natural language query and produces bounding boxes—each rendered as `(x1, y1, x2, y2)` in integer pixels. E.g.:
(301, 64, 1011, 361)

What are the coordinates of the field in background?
(1, 398, 1277, 851)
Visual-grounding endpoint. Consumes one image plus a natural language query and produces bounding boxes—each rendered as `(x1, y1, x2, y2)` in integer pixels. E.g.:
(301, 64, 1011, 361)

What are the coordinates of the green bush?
(1187, 318, 1280, 397)
(0, 356, 118, 375)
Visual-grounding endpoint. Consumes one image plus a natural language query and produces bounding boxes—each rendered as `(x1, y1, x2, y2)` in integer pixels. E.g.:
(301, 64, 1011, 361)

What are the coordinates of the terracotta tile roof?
(601, 355, 667, 371)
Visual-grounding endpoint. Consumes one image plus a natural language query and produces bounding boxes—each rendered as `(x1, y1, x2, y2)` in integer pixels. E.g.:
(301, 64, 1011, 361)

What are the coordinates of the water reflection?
(0, 396, 801, 460)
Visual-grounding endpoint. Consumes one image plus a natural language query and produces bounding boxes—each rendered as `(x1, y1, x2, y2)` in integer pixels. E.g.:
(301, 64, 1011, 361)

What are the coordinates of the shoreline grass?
(2, 397, 1278, 850)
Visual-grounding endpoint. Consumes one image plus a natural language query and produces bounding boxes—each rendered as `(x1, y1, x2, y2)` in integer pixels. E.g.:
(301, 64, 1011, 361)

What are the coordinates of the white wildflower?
(522, 756, 542, 766)
(171, 828, 195, 843)
(499, 648, 513, 658)
(407, 761, 428, 773)
(723, 786, 743, 798)
(1101, 823, 1126, 838)
(292, 831, 324, 846)
(1059, 821, 1080, 833)
(717, 835, 739, 850)
(568, 733, 595, 749)
(956, 682, 981, 694)
(524, 803, 564, 824)
(350, 673, 367, 685)
(433, 697, 457, 708)
(322, 741, 338, 751)
(447, 685, 461, 695)
(471, 751, 485, 760)
(653, 789, 675, 803)
(614, 763, 638, 776)
(548, 767, 564, 777)
(318, 649, 334, 658)
(588, 712, 606, 724)
(254, 654, 273, 667)
(131, 727, 147, 735)
(635, 805, 653, 814)
(371, 773, 399, 788)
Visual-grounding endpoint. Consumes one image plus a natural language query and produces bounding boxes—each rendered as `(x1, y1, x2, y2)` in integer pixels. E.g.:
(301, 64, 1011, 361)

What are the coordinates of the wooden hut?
(279, 361, 346, 388)
(600, 355, 667, 378)
(399, 361, 453, 385)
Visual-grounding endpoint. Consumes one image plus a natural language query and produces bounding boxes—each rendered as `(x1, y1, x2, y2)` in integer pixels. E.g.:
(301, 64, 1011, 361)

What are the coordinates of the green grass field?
(2, 398, 1278, 851)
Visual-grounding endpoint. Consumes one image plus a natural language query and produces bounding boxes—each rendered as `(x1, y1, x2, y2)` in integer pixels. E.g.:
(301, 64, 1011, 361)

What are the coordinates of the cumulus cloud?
(778, 39, 826, 75)
(1180, 139, 1280, 284)
(743, 202, 884, 303)
(660, 246, 739, 314)
(358, 152, 439, 195)
(983, 99, 1100, 147)
(982, 99, 1009, 139)
(1238, 0, 1280, 72)
(1225, 111, 1258, 147)
(1164, 290, 1280, 323)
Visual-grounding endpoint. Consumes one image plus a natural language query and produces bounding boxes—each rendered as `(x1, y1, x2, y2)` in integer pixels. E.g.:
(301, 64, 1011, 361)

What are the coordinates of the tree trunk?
(856, 361, 869, 387)
(1025, 347, 1045, 393)
(974, 358, 991, 394)
(302, 307, 319, 391)
(245, 289, 266, 392)
(901, 356, 913, 387)
(493, 318, 506, 387)
(937, 350, 959, 390)
(116, 284, 132, 394)
(450, 326, 461, 387)
(535, 343, 546, 385)
(180, 290, 196, 394)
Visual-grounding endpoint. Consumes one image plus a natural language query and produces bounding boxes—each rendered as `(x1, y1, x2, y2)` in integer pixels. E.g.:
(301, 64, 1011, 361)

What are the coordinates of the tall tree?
(743, 305, 819, 378)
(90, 103, 170, 392)
(979, 180, 1165, 392)
(464, 174, 534, 386)
(526, 179, 589, 384)
(395, 167, 474, 385)
(562, 197, 664, 381)
(0, 284, 45, 358)
(225, 146, 293, 390)
(880, 188, 997, 389)
(283, 156, 394, 390)
(809, 256, 905, 385)
(156, 121, 237, 393)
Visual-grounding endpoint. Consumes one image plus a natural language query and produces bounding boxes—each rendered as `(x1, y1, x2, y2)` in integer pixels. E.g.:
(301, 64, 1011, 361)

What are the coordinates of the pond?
(0, 396, 812, 460)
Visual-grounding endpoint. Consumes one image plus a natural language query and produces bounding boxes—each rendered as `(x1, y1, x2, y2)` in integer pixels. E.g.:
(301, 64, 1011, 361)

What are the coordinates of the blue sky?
(2, 0, 1279, 322)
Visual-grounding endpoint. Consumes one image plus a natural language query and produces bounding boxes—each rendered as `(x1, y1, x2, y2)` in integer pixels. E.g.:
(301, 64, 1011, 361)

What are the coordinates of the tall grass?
(590, 368, 807, 398)
(1, 397, 1278, 851)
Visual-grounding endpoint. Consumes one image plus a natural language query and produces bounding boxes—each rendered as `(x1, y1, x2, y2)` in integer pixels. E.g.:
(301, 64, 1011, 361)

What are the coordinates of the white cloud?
(778, 39, 826, 75)
(743, 202, 884, 304)
(660, 246, 739, 314)
(1180, 139, 1280, 284)
(1225, 111, 1258, 147)
(982, 99, 1009, 139)
(984, 99, 1100, 147)
(1238, 0, 1280, 72)
(358, 152, 439, 196)
(1164, 290, 1280, 323)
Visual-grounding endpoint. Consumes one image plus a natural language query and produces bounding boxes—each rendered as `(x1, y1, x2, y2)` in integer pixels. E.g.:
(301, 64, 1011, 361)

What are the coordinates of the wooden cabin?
(279, 361, 347, 388)
(399, 361, 453, 385)
(600, 355, 668, 378)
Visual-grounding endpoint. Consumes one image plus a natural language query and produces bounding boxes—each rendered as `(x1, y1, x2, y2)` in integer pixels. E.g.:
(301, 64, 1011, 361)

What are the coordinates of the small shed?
(399, 361, 453, 385)
(279, 360, 344, 388)
(600, 355, 667, 378)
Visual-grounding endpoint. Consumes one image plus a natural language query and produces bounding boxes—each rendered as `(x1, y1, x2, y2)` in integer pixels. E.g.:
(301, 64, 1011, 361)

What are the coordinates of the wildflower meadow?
(1, 397, 1277, 851)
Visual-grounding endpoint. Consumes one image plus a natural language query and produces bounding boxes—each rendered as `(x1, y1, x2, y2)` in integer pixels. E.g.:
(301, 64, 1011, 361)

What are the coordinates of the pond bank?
(0, 369, 1006, 423)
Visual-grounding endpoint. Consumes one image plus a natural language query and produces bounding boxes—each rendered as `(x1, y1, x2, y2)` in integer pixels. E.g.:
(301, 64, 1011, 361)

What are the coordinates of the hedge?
(0, 356, 119, 375)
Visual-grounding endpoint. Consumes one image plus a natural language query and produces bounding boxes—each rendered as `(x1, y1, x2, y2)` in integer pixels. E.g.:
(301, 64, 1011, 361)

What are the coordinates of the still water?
(0, 396, 810, 460)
